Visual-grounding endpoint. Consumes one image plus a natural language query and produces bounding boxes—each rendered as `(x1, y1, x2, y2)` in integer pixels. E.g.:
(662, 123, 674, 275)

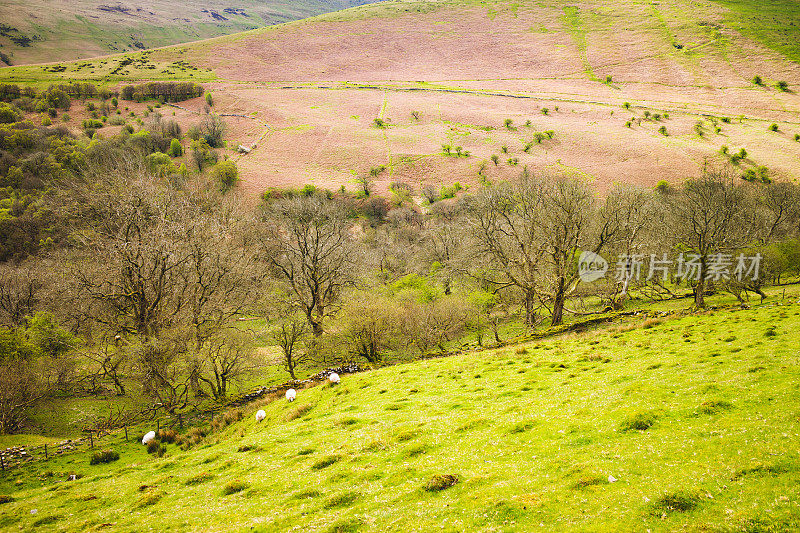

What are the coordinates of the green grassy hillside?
(2, 298, 799, 532)
(0, 0, 382, 66)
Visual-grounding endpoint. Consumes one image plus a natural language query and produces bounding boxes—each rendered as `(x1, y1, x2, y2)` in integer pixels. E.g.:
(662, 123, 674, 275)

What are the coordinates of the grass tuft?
(89, 450, 119, 465)
(650, 490, 700, 514)
(222, 479, 249, 496)
(311, 455, 341, 470)
(619, 411, 658, 431)
(286, 404, 313, 421)
(424, 474, 459, 492)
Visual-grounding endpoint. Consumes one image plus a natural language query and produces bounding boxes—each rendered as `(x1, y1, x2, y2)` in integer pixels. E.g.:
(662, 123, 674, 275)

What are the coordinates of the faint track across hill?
(240, 83, 800, 125)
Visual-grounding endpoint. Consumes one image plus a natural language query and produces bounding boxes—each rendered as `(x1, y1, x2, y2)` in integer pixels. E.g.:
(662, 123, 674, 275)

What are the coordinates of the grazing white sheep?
(286, 388, 297, 402)
(328, 372, 340, 384)
(142, 431, 156, 445)
(255, 409, 266, 422)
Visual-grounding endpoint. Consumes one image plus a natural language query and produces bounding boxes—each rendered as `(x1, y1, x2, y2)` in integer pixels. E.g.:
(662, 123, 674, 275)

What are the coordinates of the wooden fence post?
(124, 426, 128, 442)
(44, 444, 47, 460)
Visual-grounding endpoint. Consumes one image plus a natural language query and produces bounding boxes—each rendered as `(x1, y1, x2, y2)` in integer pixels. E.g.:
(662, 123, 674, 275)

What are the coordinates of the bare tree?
(0, 262, 42, 326)
(465, 171, 546, 326)
(338, 294, 400, 364)
(197, 331, 254, 400)
(272, 316, 310, 380)
(261, 195, 355, 336)
(0, 328, 44, 433)
(661, 165, 760, 308)
(82, 338, 128, 396)
(758, 181, 800, 241)
(466, 170, 613, 326)
(598, 185, 658, 309)
(398, 295, 474, 355)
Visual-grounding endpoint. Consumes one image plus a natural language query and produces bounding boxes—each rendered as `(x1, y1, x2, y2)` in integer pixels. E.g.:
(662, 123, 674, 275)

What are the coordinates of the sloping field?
(1, 298, 798, 531)
(2, 0, 800, 194)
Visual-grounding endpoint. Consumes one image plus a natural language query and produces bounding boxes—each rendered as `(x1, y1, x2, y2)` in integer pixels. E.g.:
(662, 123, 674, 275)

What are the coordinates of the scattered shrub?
(440, 182, 462, 199)
(0, 495, 14, 504)
(82, 119, 103, 130)
(89, 450, 119, 465)
(776, 81, 789, 92)
(168, 138, 183, 157)
(752, 75, 763, 86)
(156, 429, 178, 444)
(658, 125, 668, 136)
(769, 123, 779, 132)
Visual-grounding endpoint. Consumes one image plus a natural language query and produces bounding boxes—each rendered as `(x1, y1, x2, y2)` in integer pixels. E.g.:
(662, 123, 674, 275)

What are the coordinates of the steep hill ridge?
(0, 0, 381, 65)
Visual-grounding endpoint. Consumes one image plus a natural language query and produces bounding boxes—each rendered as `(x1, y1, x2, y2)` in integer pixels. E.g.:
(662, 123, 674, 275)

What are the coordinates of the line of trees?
(2, 93, 799, 433)
(120, 82, 204, 103)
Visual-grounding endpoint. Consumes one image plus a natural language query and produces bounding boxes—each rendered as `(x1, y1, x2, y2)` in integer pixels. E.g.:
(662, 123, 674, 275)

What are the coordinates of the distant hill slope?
(2, 0, 799, 194)
(0, 0, 382, 65)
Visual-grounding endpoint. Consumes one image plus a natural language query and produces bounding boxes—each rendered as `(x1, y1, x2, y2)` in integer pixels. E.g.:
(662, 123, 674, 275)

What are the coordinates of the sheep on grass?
(286, 388, 297, 402)
(329, 372, 341, 384)
(255, 410, 266, 422)
(142, 431, 156, 445)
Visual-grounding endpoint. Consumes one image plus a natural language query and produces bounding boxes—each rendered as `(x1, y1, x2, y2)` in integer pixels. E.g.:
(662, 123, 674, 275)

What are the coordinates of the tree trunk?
(307, 310, 324, 337)
(694, 277, 706, 308)
(524, 289, 537, 327)
(551, 278, 566, 326)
